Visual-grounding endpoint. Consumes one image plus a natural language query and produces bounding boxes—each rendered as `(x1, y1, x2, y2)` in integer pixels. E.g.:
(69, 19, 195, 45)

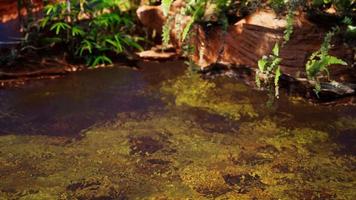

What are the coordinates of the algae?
(161, 71, 258, 120)
(0, 67, 355, 199)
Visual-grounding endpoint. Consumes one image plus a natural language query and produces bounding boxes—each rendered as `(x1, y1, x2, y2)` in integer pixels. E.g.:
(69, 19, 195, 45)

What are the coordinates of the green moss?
(263, 127, 329, 154)
(0, 111, 355, 199)
(161, 71, 258, 120)
(180, 165, 230, 197)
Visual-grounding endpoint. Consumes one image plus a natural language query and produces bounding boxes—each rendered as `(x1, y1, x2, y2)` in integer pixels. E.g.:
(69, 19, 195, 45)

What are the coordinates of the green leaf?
(71, 26, 85, 37)
(91, 55, 113, 67)
(181, 18, 194, 42)
(255, 72, 261, 88)
(121, 36, 143, 51)
(274, 66, 281, 87)
(161, 0, 173, 16)
(325, 55, 348, 66)
(272, 43, 279, 56)
(50, 22, 71, 35)
(79, 40, 93, 56)
(105, 35, 123, 53)
(162, 22, 171, 46)
(258, 58, 267, 72)
(39, 17, 50, 28)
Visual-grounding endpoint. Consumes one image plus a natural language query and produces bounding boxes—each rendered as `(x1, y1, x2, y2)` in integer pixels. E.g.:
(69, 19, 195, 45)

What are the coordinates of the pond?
(0, 61, 355, 199)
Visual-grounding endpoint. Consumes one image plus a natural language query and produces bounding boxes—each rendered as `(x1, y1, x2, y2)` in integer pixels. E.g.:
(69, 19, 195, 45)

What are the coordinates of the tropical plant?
(255, 43, 282, 98)
(161, 0, 231, 46)
(27, 0, 143, 67)
(305, 28, 348, 95)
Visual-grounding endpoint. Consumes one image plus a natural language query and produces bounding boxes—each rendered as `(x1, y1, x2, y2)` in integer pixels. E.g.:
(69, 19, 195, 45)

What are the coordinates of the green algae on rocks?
(1, 110, 355, 199)
(161, 70, 258, 120)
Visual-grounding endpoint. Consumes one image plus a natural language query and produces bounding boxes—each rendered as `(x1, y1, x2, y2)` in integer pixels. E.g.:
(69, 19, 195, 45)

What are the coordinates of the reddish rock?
(188, 10, 354, 82)
(136, 5, 166, 34)
(137, 6, 355, 83)
(0, 0, 43, 23)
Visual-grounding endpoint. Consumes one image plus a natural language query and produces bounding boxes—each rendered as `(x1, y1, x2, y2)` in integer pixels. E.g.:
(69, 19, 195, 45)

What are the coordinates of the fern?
(283, 10, 294, 44)
(255, 43, 282, 98)
(91, 55, 113, 67)
(71, 26, 85, 37)
(305, 29, 348, 95)
(162, 21, 171, 46)
(161, 0, 173, 16)
(181, 18, 195, 42)
(50, 22, 71, 35)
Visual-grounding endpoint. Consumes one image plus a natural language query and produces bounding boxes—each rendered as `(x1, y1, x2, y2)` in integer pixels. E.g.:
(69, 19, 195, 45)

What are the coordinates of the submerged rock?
(129, 136, 164, 156)
(180, 166, 231, 197)
(66, 177, 127, 200)
(161, 71, 258, 120)
(223, 173, 266, 194)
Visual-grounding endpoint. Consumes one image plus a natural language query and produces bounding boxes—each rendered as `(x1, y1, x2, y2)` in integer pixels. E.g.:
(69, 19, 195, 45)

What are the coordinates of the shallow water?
(0, 61, 355, 199)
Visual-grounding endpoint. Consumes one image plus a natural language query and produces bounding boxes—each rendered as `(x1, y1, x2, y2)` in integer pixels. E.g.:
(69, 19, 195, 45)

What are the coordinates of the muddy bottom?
(0, 61, 355, 199)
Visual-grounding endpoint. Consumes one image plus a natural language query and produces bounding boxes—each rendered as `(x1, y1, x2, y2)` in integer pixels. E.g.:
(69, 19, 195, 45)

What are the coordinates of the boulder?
(136, 6, 356, 97)
(136, 5, 165, 34)
(188, 9, 354, 82)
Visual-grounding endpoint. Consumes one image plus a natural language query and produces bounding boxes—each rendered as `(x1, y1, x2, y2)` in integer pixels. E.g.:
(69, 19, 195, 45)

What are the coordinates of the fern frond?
(161, 0, 173, 16)
(162, 22, 171, 46)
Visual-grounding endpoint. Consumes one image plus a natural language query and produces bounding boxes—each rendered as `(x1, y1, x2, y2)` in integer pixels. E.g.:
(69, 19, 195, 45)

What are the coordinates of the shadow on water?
(0, 61, 186, 136)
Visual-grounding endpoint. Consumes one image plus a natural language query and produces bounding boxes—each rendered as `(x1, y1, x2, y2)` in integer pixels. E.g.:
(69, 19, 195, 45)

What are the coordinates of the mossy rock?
(161, 71, 258, 120)
(66, 176, 127, 200)
(180, 166, 230, 197)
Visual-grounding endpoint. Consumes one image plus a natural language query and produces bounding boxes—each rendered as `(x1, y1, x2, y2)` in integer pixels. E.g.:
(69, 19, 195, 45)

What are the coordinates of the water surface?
(0, 61, 355, 199)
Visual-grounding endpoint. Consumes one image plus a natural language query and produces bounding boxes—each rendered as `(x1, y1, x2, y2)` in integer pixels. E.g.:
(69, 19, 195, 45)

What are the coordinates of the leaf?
(274, 66, 281, 87)
(162, 22, 171, 46)
(272, 43, 279, 56)
(161, 0, 173, 16)
(325, 55, 348, 66)
(181, 18, 194, 42)
(258, 58, 267, 72)
(91, 55, 113, 67)
(50, 22, 71, 35)
(39, 17, 50, 28)
(121, 36, 143, 51)
(79, 40, 93, 56)
(71, 26, 85, 37)
(44, 4, 56, 15)
(255, 72, 261, 88)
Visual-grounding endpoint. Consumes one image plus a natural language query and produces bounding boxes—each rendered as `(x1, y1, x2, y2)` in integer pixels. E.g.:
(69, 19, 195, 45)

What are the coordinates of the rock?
(137, 6, 356, 98)
(189, 9, 354, 81)
(136, 5, 165, 34)
(128, 136, 164, 156)
(0, 0, 43, 23)
(222, 173, 266, 194)
(136, 49, 177, 60)
(180, 166, 230, 197)
(66, 176, 127, 200)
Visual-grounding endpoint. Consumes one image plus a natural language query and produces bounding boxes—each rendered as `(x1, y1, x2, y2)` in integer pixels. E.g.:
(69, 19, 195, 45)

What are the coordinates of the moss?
(180, 165, 230, 197)
(0, 111, 355, 199)
(264, 127, 329, 154)
(161, 71, 258, 120)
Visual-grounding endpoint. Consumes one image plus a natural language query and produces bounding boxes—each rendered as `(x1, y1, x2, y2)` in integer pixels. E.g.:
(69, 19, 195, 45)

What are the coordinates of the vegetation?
(161, 0, 231, 46)
(21, 0, 143, 67)
(0, 0, 354, 99)
(306, 28, 348, 95)
(255, 43, 282, 99)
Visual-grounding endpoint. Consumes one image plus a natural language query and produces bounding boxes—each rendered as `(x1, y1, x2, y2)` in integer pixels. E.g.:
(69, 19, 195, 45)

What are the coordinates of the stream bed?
(0, 61, 355, 199)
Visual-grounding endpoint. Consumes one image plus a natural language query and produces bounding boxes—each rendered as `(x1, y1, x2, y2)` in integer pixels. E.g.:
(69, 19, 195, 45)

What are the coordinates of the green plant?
(161, 0, 231, 46)
(255, 43, 282, 98)
(269, 0, 286, 12)
(305, 29, 348, 95)
(27, 0, 142, 67)
(283, 9, 294, 43)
